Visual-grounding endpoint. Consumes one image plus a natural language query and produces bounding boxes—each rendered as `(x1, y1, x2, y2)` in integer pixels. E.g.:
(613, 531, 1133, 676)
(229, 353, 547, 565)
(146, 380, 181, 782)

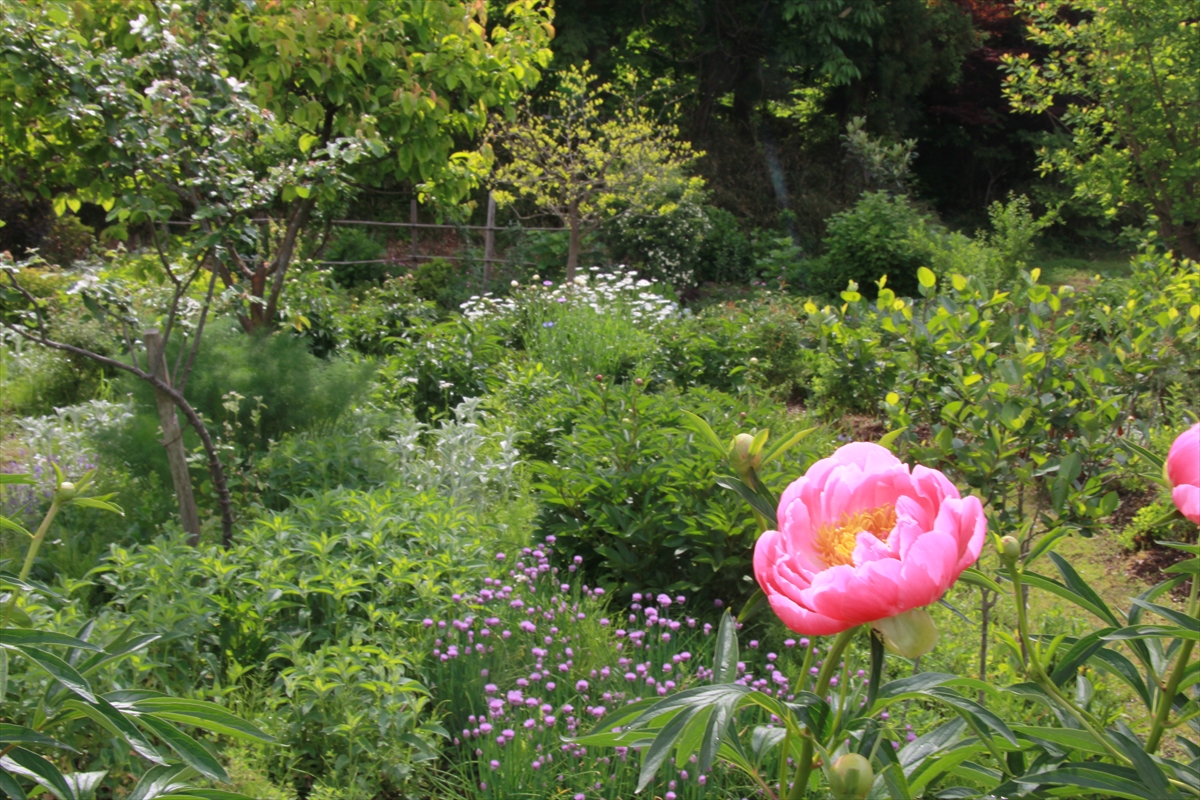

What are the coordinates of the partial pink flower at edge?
(753, 442, 987, 639)
(1166, 422, 1200, 524)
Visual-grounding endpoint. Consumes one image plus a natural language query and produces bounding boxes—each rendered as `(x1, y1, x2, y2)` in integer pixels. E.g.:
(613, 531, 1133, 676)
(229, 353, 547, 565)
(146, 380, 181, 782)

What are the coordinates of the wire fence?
(164, 194, 566, 279)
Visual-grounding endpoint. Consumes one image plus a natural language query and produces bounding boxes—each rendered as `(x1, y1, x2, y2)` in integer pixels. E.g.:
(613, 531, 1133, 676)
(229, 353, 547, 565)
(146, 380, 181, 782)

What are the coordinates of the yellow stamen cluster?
(814, 504, 897, 567)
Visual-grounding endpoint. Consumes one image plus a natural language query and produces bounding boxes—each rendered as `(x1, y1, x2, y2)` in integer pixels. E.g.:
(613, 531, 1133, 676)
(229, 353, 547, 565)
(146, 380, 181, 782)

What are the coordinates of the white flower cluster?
(459, 267, 678, 324)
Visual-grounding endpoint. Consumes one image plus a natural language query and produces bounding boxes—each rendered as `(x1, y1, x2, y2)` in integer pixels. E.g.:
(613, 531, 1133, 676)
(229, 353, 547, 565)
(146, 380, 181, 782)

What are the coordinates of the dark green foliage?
(605, 203, 757, 288)
(532, 381, 819, 608)
(373, 318, 504, 423)
(254, 429, 393, 510)
(38, 213, 95, 268)
(800, 347, 894, 418)
(805, 191, 929, 298)
(181, 326, 372, 450)
(655, 313, 754, 395)
(8, 310, 120, 415)
(339, 277, 442, 357)
(661, 299, 812, 402)
(103, 327, 372, 489)
(411, 256, 460, 310)
(323, 227, 388, 288)
(694, 207, 757, 285)
(97, 479, 497, 797)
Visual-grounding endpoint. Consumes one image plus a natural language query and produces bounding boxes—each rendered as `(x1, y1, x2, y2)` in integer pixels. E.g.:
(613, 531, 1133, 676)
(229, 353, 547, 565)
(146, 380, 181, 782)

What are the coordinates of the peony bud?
(749, 357, 759, 366)
(998, 536, 1020, 566)
(871, 607, 938, 659)
(54, 482, 77, 503)
(728, 433, 761, 484)
(829, 753, 873, 800)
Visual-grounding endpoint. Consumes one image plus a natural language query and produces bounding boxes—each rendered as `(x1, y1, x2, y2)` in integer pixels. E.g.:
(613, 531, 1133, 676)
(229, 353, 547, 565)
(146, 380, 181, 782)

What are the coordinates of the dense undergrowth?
(2, 246, 1198, 799)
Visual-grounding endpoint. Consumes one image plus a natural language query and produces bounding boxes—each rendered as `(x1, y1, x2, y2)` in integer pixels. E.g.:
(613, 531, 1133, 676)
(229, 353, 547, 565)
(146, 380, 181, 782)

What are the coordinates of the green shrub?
(523, 292, 662, 387)
(323, 227, 388, 288)
(411, 256, 464, 310)
(38, 213, 95, 268)
(101, 326, 373, 496)
(339, 276, 442, 357)
(1116, 494, 1196, 551)
(97, 409, 521, 797)
(254, 427, 394, 510)
(906, 223, 1005, 287)
(980, 193, 1056, 283)
(602, 197, 711, 287)
(279, 266, 348, 358)
(695, 207, 756, 285)
(373, 317, 504, 423)
(806, 190, 929, 298)
(0, 301, 120, 415)
(654, 310, 755, 395)
(532, 380, 823, 607)
(174, 326, 373, 450)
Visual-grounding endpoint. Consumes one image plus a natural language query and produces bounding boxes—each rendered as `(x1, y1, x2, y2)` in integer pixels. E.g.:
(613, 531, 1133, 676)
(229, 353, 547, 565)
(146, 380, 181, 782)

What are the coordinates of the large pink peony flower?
(1166, 423, 1200, 524)
(753, 442, 986, 643)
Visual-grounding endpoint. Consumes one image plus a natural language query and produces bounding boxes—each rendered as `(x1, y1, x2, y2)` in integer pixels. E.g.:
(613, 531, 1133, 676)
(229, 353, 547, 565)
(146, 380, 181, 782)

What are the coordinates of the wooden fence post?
(144, 329, 202, 545)
(410, 197, 419, 265)
(483, 192, 496, 289)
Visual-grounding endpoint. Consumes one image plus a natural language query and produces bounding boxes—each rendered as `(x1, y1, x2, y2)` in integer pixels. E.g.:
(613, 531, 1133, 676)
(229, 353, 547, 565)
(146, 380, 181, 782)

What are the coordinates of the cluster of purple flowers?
(423, 535, 917, 796)
(424, 536, 776, 798)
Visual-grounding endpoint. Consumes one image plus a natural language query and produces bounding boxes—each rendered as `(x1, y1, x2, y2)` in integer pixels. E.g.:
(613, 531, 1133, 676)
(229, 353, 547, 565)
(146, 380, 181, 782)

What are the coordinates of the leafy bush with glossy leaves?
(532, 379, 824, 608)
(806, 190, 930, 298)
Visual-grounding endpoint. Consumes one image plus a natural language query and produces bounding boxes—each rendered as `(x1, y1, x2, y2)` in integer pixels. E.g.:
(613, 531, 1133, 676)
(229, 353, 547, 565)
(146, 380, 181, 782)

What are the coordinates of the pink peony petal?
(1166, 423, 1200, 490)
(830, 442, 902, 471)
(755, 441, 988, 637)
(1173, 484, 1200, 525)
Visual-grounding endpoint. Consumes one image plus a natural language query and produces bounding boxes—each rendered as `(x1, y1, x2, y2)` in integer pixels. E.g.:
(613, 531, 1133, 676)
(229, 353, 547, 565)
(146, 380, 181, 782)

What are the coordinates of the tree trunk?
(566, 201, 581, 282)
(144, 329, 202, 545)
(1168, 222, 1200, 262)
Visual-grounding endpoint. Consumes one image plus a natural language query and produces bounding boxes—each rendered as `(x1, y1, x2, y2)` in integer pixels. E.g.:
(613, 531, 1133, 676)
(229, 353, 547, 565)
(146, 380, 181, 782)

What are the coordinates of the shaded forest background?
(1, 0, 1122, 263)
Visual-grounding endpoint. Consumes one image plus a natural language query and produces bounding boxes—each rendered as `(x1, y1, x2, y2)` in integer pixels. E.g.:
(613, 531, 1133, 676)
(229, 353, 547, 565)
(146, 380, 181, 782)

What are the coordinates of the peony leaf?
(1016, 762, 1169, 800)
(1, 747, 76, 800)
(125, 764, 193, 800)
(678, 410, 728, 459)
(1103, 625, 1198, 642)
(135, 716, 229, 783)
(711, 612, 738, 685)
(759, 427, 816, 468)
(878, 426, 907, 451)
(1048, 629, 1113, 686)
(636, 706, 698, 792)
(1090, 648, 1151, 707)
(1128, 598, 1197, 631)
(714, 476, 777, 527)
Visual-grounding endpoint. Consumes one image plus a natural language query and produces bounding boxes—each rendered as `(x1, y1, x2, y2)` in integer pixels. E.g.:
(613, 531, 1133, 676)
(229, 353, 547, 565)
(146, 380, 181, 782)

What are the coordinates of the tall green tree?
(488, 64, 703, 279)
(0, 0, 552, 543)
(0, 0, 554, 329)
(1002, 0, 1200, 260)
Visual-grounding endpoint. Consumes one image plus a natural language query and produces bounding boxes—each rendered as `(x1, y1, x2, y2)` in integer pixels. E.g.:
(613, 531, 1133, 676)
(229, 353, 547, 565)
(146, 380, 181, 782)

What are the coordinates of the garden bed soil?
(1105, 485, 1194, 599)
